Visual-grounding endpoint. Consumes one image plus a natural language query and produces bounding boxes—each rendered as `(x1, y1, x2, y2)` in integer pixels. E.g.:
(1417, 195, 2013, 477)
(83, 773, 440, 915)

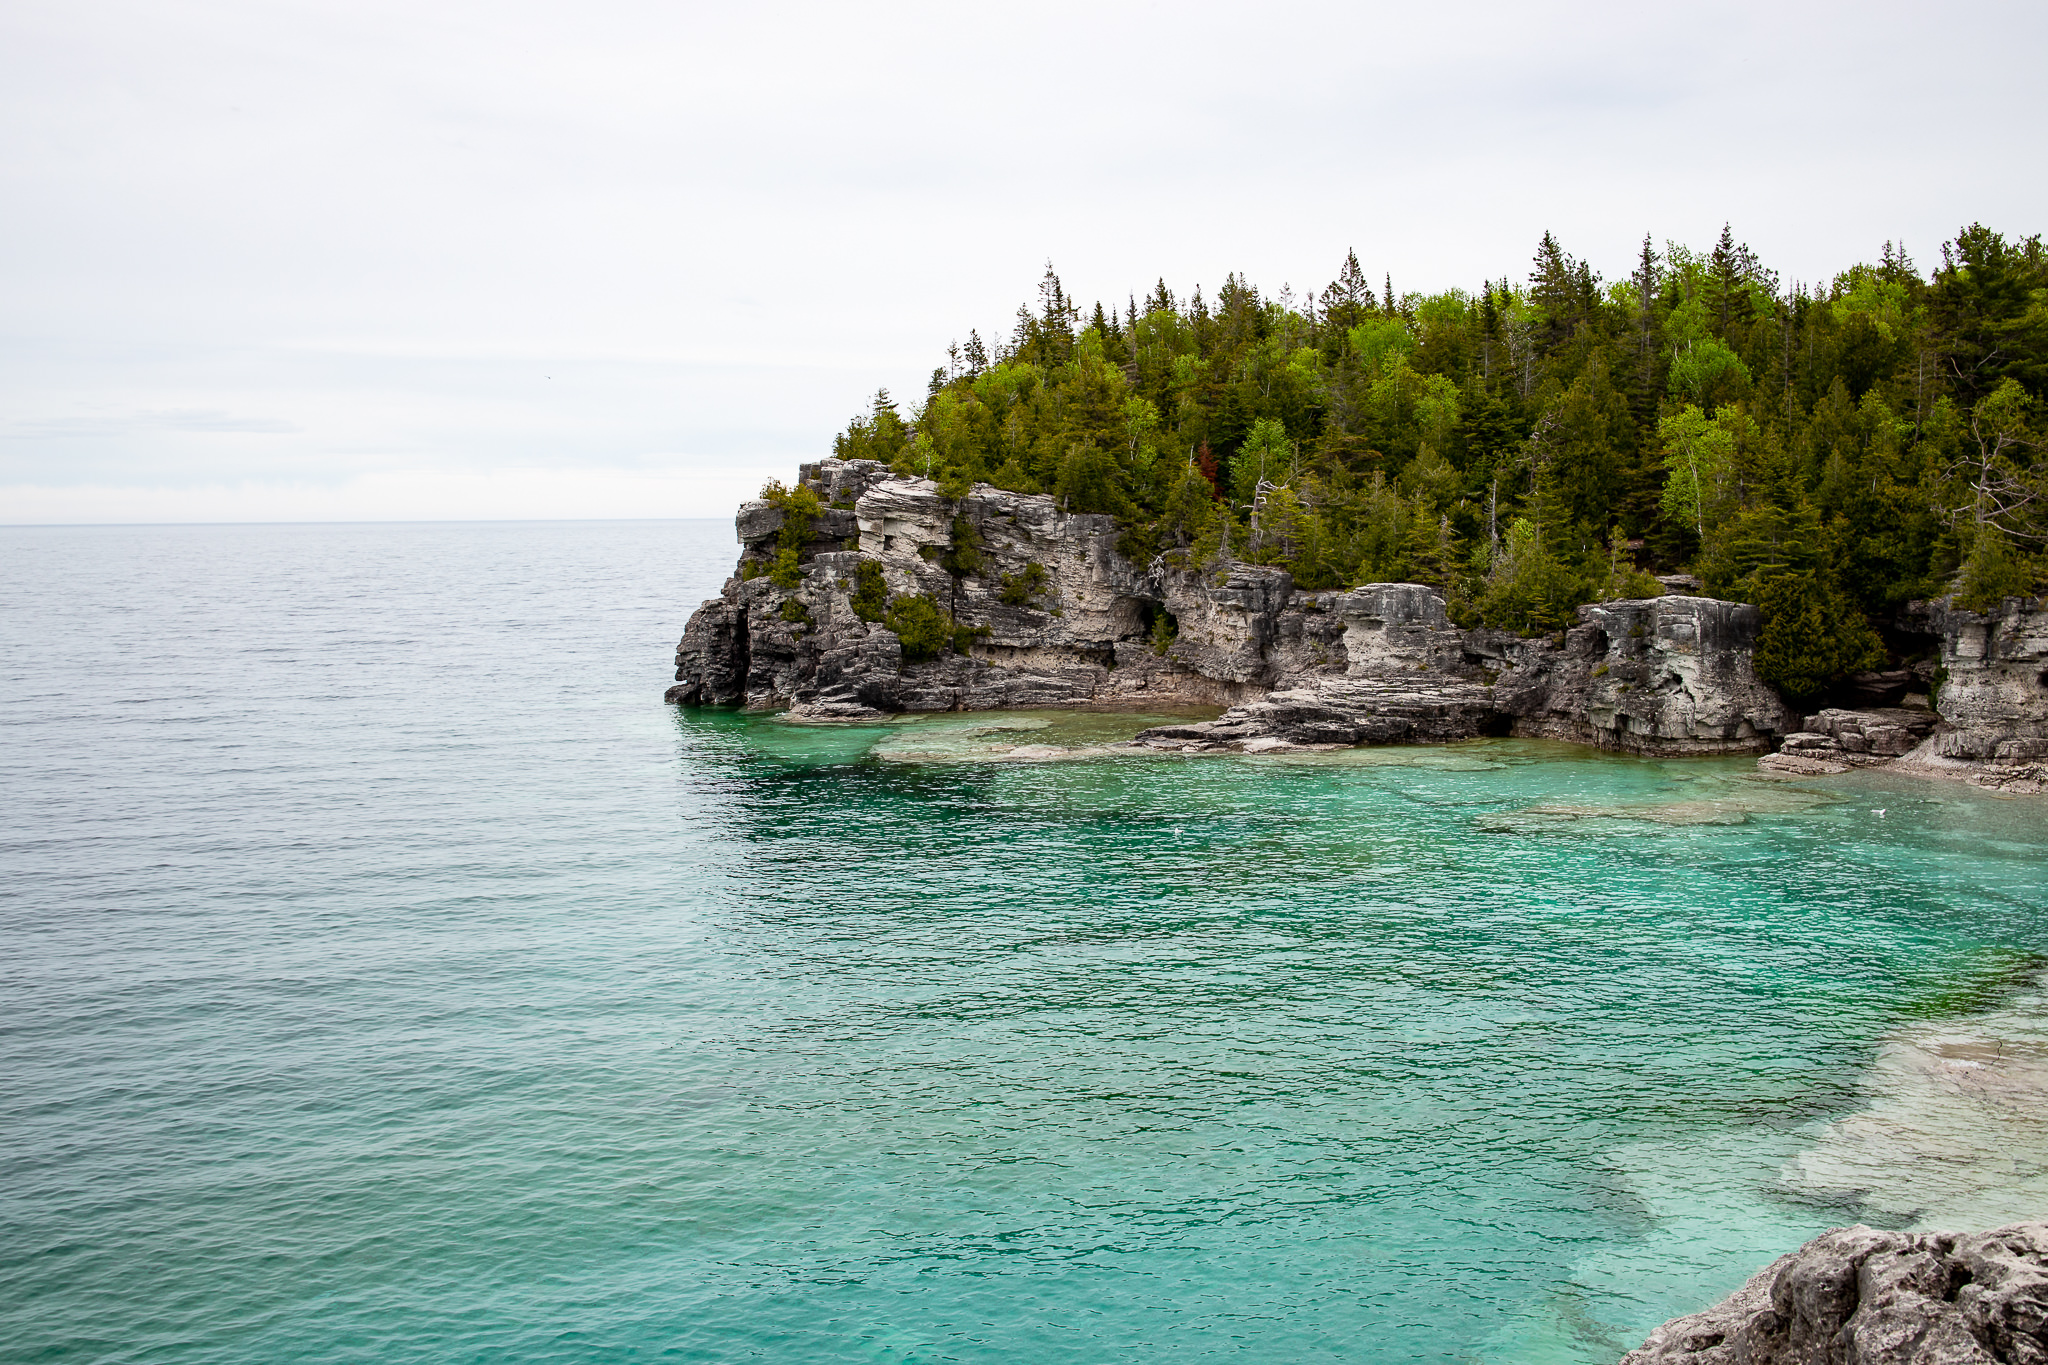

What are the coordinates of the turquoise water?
(3, 521, 2046, 1364)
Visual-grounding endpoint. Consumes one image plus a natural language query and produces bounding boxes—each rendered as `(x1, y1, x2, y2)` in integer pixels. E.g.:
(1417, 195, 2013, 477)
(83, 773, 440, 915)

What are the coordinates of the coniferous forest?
(828, 226, 2048, 701)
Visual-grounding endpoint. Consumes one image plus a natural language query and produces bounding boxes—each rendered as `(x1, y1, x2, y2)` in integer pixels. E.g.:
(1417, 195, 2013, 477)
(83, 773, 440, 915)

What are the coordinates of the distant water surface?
(3, 520, 2045, 1364)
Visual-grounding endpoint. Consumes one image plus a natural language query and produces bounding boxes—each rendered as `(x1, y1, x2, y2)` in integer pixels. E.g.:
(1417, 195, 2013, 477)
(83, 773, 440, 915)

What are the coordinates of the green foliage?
(998, 562, 1049, 606)
(823, 227, 2048, 667)
(849, 560, 889, 622)
(940, 515, 983, 578)
(1594, 534, 1664, 600)
(1054, 443, 1126, 515)
(1238, 417, 1296, 490)
(1956, 526, 2037, 609)
(885, 593, 951, 663)
(761, 479, 822, 589)
(1476, 518, 1585, 633)
(1657, 405, 1736, 541)
(1149, 609, 1178, 655)
(1667, 337, 1751, 408)
(1753, 572, 1886, 703)
(833, 390, 910, 464)
(778, 598, 811, 625)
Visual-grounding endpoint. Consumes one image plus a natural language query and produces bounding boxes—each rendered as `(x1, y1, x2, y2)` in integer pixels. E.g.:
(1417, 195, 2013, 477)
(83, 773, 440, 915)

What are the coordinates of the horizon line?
(0, 515, 735, 529)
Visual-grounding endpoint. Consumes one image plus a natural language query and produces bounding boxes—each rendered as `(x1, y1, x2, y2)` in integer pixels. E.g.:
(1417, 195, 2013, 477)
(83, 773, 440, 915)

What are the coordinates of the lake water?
(3, 519, 2045, 1364)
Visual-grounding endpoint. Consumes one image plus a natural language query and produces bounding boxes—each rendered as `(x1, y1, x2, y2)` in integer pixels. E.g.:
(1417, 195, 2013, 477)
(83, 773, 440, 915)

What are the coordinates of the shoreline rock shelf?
(1758, 599, 2048, 794)
(668, 458, 2046, 786)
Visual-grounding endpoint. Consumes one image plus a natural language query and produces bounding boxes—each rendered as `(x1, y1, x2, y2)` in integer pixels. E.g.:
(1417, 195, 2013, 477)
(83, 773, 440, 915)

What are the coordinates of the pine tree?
(1530, 231, 1579, 353)
(1321, 250, 1372, 331)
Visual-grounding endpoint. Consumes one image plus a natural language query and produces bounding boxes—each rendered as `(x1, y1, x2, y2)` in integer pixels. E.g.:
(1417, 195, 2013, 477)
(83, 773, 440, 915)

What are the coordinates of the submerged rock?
(1782, 975, 2048, 1234)
(1621, 1221, 2048, 1364)
(670, 459, 1794, 758)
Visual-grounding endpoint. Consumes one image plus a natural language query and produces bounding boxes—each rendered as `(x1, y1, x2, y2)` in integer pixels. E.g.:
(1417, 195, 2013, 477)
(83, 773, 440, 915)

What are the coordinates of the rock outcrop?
(1622, 1222, 2048, 1365)
(1133, 592, 1794, 754)
(1879, 598, 2048, 794)
(1755, 598, 2048, 792)
(668, 459, 1796, 756)
(1484, 596, 1797, 754)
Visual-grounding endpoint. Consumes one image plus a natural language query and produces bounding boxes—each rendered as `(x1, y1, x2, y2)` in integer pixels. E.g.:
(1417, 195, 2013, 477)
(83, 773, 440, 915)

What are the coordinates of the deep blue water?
(3, 520, 2045, 1364)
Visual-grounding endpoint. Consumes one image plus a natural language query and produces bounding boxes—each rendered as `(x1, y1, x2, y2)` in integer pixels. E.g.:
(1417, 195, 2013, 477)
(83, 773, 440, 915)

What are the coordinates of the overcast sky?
(3, 0, 2044, 523)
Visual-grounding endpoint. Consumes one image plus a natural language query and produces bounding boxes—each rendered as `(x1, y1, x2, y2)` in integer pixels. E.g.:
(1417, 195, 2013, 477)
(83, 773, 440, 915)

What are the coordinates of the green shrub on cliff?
(761, 480, 822, 590)
(998, 562, 1048, 606)
(885, 594, 951, 663)
(849, 560, 888, 622)
(940, 515, 983, 579)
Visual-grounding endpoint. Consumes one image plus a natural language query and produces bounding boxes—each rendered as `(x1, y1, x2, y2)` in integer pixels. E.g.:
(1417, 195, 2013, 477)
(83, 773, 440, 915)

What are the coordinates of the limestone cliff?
(1894, 597, 2048, 792)
(1759, 598, 2048, 793)
(1622, 1222, 2048, 1365)
(667, 459, 1795, 756)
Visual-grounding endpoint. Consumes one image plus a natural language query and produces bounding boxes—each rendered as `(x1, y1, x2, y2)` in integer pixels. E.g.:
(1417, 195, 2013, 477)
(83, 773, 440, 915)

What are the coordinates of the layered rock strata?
(1880, 598, 2048, 794)
(1622, 1222, 2048, 1365)
(1132, 593, 1793, 754)
(668, 459, 1795, 755)
(1758, 708, 1943, 777)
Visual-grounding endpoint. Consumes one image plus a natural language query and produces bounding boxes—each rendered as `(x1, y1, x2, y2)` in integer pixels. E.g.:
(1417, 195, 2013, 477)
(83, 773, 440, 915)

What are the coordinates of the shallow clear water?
(3, 520, 2045, 1364)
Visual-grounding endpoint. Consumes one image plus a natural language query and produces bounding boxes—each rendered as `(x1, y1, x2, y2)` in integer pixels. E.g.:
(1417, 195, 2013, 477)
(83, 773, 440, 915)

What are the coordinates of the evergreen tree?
(1752, 572, 1885, 703)
(816, 221, 2048, 703)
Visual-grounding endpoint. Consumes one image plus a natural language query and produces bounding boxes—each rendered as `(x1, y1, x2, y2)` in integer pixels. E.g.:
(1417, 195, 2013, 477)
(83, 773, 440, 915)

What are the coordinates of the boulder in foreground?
(1622, 1221, 2048, 1364)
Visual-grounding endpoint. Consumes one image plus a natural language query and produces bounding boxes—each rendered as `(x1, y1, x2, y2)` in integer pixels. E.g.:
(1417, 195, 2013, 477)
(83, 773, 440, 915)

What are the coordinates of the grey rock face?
(1873, 598, 2048, 794)
(1487, 596, 1798, 754)
(1915, 598, 2048, 734)
(1126, 578, 1504, 752)
(1621, 1221, 2048, 1365)
(1136, 593, 1794, 755)
(669, 459, 1794, 757)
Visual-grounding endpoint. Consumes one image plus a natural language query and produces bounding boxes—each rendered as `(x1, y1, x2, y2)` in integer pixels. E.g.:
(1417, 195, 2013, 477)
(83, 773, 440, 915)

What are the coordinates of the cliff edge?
(667, 459, 1793, 755)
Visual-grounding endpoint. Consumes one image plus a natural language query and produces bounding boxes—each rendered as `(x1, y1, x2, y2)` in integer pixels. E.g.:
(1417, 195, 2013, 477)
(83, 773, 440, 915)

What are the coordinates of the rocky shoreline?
(668, 458, 2047, 790)
(1758, 598, 2048, 794)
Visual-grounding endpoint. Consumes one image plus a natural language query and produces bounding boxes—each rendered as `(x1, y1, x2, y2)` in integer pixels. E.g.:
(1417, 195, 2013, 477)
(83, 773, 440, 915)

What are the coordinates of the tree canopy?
(835, 230, 2048, 638)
